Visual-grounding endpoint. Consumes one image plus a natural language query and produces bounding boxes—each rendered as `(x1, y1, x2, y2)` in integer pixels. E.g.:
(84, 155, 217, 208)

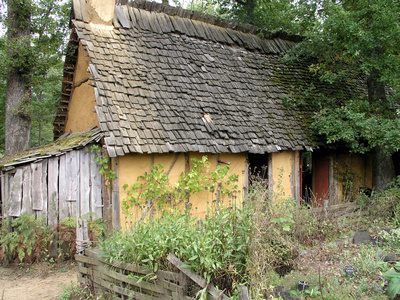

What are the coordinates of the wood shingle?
(55, 0, 367, 157)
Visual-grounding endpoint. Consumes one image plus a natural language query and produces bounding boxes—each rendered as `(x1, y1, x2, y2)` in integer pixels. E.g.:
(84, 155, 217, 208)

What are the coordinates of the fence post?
(76, 218, 89, 254)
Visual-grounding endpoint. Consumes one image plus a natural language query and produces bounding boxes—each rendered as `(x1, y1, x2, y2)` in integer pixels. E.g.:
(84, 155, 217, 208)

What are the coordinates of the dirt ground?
(0, 261, 78, 300)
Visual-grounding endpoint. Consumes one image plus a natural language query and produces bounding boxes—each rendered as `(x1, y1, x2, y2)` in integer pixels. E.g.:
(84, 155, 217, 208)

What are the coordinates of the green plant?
(246, 180, 299, 298)
(334, 163, 363, 203)
(0, 214, 55, 263)
(270, 197, 296, 233)
(99, 205, 251, 297)
(121, 156, 238, 220)
(350, 244, 385, 278)
(379, 228, 400, 248)
(360, 177, 400, 227)
(58, 281, 96, 300)
(383, 262, 400, 299)
(91, 144, 116, 188)
(81, 212, 107, 241)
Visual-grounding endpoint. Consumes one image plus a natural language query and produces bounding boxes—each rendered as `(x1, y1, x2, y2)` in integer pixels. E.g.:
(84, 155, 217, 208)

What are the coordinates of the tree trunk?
(367, 68, 394, 192)
(245, 0, 256, 19)
(372, 146, 394, 193)
(5, 0, 32, 155)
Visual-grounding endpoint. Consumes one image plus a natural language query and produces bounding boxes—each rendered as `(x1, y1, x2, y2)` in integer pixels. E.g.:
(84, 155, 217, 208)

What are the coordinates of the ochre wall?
(117, 152, 247, 228)
(336, 153, 372, 203)
(271, 150, 300, 203)
(64, 43, 99, 134)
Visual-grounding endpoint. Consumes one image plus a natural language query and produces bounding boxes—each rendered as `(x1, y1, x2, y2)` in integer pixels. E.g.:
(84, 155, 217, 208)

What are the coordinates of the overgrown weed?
(0, 213, 105, 264)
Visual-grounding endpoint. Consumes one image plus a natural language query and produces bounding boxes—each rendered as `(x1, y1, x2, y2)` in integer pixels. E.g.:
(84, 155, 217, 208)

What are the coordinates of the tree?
(294, 0, 400, 191)
(5, 0, 32, 154)
(214, 0, 317, 33)
(215, 0, 400, 191)
(1, 0, 70, 155)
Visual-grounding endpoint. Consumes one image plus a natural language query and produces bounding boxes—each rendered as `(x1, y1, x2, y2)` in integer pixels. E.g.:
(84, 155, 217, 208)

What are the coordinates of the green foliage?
(99, 205, 252, 296)
(0, 213, 105, 264)
(59, 281, 96, 300)
(312, 99, 400, 154)
(334, 162, 364, 202)
(383, 262, 400, 299)
(81, 212, 108, 240)
(0, 0, 70, 153)
(358, 177, 400, 226)
(122, 156, 238, 218)
(91, 144, 116, 188)
(30, 62, 64, 147)
(289, 0, 400, 155)
(379, 228, 400, 249)
(0, 214, 55, 263)
(214, 0, 317, 34)
(186, 0, 229, 17)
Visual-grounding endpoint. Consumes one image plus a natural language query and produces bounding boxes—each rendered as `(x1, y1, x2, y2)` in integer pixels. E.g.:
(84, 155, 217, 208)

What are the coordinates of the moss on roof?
(0, 130, 98, 168)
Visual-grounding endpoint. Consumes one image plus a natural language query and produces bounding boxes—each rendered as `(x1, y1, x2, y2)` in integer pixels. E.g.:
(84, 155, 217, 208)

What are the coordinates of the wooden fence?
(307, 202, 365, 221)
(76, 249, 238, 300)
(0, 145, 103, 227)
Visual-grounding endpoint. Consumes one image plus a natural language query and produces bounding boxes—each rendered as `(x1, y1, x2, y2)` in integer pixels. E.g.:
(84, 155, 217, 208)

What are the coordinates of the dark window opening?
(301, 151, 313, 206)
(248, 153, 269, 187)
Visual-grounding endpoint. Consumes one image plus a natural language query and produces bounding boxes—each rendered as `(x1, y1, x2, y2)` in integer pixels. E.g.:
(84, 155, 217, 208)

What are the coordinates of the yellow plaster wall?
(336, 153, 372, 203)
(86, 0, 115, 26)
(271, 151, 299, 202)
(117, 152, 247, 228)
(64, 43, 99, 134)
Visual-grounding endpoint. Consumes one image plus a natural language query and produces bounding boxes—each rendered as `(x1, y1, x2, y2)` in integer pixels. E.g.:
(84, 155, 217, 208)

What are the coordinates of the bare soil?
(0, 261, 78, 300)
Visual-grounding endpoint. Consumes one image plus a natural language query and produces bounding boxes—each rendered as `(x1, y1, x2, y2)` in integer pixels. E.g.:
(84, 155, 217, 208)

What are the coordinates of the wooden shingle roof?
(55, 0, 323, 157)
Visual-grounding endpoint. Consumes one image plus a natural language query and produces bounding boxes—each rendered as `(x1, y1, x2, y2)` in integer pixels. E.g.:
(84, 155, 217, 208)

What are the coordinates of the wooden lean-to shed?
(0, 128, 105, 229)
(49, 0, 374, 227)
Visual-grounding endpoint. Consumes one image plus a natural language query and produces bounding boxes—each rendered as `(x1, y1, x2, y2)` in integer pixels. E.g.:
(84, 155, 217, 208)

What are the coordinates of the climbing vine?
(90, 144, 116, 188)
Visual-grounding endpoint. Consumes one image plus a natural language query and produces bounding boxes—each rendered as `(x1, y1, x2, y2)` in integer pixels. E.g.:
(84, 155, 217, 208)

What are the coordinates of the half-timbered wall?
(1, 146, 103, 226)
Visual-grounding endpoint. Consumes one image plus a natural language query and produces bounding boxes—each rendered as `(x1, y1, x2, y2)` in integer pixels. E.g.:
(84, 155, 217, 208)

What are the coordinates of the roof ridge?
(119, 0, 302, 43)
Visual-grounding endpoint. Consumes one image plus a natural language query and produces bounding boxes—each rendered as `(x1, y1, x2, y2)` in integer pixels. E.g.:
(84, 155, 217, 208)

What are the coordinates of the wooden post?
(167, 253, 230, 300)
(111, 157, 120, 230)
(238, 285, 250, 300)
(76, 218, 89, 254)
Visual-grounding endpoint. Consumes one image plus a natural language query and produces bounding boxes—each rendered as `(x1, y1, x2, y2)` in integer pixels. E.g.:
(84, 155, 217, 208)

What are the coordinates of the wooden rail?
(76, 249, 235, 299)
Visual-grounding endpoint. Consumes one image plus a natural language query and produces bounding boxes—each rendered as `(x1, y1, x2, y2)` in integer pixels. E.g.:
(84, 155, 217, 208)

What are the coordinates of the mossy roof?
(0, 128, 102, 170)
(54, 0, 364, 157)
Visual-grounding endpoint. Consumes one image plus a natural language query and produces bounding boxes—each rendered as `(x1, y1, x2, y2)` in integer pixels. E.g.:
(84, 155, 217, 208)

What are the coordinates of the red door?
(314, 154, 329, 207)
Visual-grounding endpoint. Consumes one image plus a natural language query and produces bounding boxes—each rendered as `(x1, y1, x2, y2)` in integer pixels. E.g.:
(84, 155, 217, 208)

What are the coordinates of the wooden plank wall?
(0, 146, 103, 225)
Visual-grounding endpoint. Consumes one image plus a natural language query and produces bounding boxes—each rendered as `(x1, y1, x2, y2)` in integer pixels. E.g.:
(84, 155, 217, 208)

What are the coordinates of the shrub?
(0, 214, 55, 263)
(358, 177, 400, 226)
(0, 213, 105, 264)
(100, 205, 252, 297)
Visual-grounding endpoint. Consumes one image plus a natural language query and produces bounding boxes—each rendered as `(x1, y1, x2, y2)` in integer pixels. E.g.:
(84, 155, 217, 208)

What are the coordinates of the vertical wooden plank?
(21, 165, 33, 215)
(2, 173, 10, 218)
(329, 155, 338, 206)
(1, 172, 5, 219)
(80, 148, 91, 218)
(112, 157, 120, 230)
(59, 154, 69, 221)
(291, 151, 301, 206)
(268, 154, 273, 201)
(36, 160, 48, 220)
(32, 162, 44, 211)
(68, 151, 80, 218)
(90, 148, 103, 218)
(7, 169, 23, 217)
(48, 157, 59, 227)
(59, 151, 80, 221)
